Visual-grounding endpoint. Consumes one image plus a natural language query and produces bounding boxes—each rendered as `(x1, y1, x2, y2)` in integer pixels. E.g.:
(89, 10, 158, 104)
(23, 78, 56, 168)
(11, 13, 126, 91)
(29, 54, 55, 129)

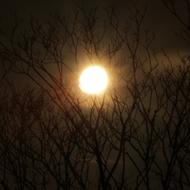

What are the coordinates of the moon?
(79, 65, 109, 95)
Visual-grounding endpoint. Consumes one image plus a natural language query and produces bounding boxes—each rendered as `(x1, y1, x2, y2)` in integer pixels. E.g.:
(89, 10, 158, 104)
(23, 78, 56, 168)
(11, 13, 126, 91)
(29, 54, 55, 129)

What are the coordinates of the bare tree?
(0, 2, 190, 190)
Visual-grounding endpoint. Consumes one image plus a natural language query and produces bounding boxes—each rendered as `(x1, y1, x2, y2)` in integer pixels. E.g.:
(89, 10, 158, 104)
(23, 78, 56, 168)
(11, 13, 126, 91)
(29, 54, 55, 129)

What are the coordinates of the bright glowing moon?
(79, 65, 109, 94)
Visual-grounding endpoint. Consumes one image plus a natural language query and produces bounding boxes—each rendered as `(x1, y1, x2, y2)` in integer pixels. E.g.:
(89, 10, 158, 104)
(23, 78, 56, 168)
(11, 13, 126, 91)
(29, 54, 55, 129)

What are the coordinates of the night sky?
(0, 0, 189, 50)
(0, 1, 190, 190)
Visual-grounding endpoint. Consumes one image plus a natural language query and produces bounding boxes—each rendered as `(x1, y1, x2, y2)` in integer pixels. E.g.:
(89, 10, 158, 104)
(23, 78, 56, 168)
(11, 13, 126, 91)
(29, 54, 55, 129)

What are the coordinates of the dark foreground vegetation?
(0, 1, 190, 189)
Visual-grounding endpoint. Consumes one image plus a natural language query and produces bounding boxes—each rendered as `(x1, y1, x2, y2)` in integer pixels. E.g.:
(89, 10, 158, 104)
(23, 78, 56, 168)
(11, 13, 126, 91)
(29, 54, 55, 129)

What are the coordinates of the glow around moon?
(79, 65, 109, 95)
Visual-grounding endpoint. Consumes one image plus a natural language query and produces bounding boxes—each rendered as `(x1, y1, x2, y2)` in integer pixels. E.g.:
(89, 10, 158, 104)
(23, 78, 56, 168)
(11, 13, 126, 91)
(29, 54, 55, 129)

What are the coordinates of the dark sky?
(0, 0, 188, 50)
